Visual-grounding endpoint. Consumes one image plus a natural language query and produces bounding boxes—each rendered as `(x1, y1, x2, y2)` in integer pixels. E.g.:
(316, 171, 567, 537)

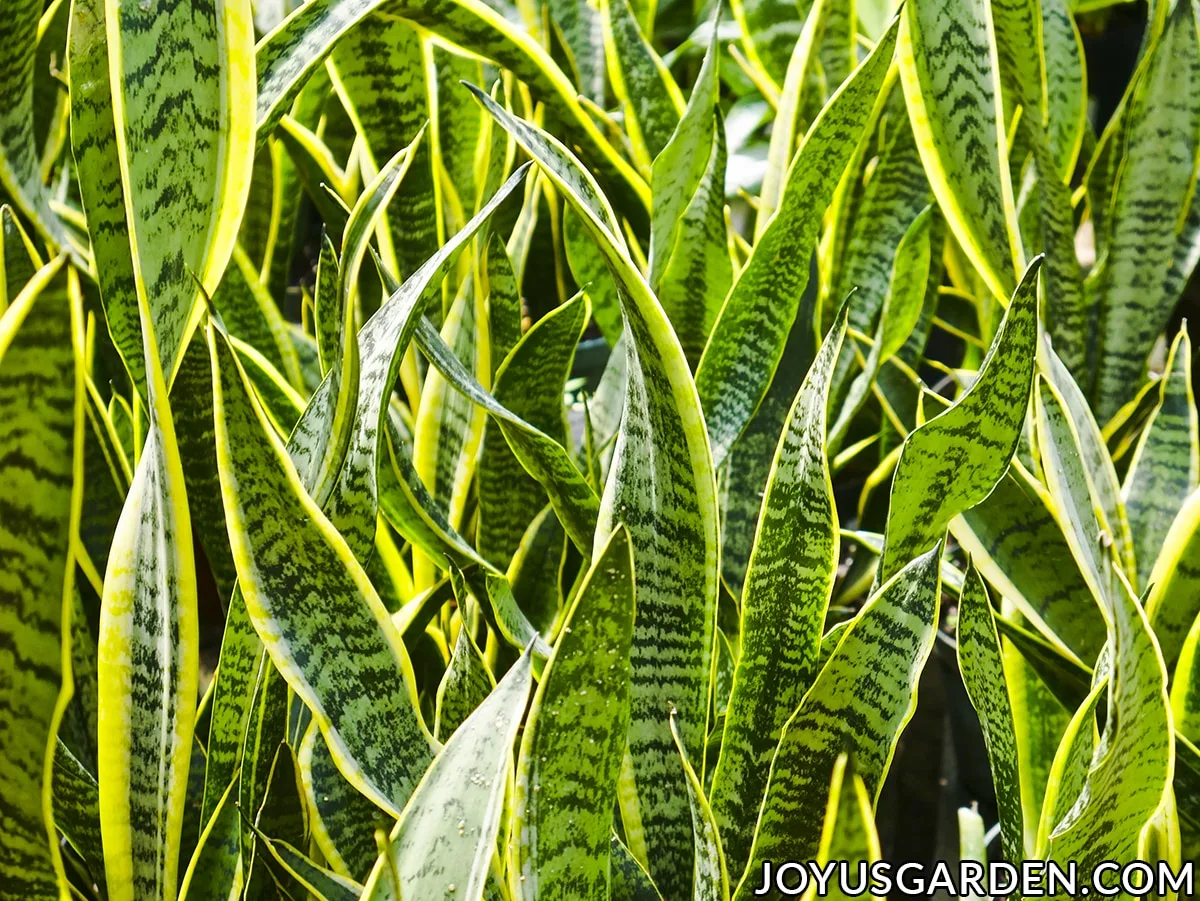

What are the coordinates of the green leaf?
(0, 0, 67, 251)
(177, 782, 243, 901)
(329, 15, 440, 279)
(952, 462, 1106, 664)
(827, 84, 930, 359)
(648, 19, 731, 369)
(363, 647, 535, 900)
(477, 293, 589, 569)
(67, 0, 144, 393)
(956, 565, 1026, 862)
(51, 738, 105, 893)
(1122, 327, 1199, 589)
(511, 526, 635, 901)
(435, 599, 495, 741)
(671, 714, 730, 901)
(810, 754, 882, 901)
(695, 19, 898, 468)
(298, 724, 387, 882)
(1043, 571, 1174, 876)
(104, 0, 257, 383)
(828, 206, 932, 453)
(467, 86, 722, 901)
(1087, 1, 1200, 421)
(0, 258, 77, 900)
(1039, 336, 1136, 582)
(879, 257, 1040, 581)
(323, 166, 531, 561)
(754, 0, 826, 240)
(1146, 487, 1200, 673)
(898, 0, 1023, 301)
(732, 0, 811, 85)
(710, 306, 848, 872)
(208, 320, 435, 817)
(601, 0, 683, 170)
(413, 279, 487, 549)
(735, 545, 942, 900)
(610, 835, 663, 901)
(394, 0, 655, 221)
(255, 832, 364, 901)
(98, 248, 203, 901)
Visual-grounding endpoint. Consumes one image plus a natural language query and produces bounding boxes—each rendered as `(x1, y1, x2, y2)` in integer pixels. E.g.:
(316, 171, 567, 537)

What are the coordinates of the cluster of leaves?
(2, 0, 1200, 897)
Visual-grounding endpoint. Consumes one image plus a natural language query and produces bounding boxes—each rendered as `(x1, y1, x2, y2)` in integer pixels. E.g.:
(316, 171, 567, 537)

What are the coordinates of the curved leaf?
(898, 0, 1023, 301)
(105, 0, 256, 383)
(209, 321, 435, 817)
(1122, 327, 1199, 589)
(469, 86, 721, 901)
(879, 256, 1039, 581)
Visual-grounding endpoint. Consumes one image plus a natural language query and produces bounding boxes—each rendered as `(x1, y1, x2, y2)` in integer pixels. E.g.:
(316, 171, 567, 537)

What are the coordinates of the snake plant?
(1, 0, 1199, 898)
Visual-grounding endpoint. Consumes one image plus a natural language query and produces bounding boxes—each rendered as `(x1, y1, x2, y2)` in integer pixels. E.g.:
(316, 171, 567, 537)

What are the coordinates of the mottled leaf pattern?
(512, 527, 635, 901)
(710, 307, 847, 872)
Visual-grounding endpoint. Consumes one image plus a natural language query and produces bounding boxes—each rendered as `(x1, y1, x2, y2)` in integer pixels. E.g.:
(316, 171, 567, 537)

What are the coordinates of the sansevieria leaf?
(0, 1, 67, 252)
(898, 0, 1023, 301)
(0, 258, 79, 901)
(878, 257, 1039, 581)
(363, 647, 534, 901)
(104, 0, 256, 382)
(735, 545, 942, 901)
(710, 305, 848, 873)
(806, 754, 883, 901)
(468, 87, 720, 901)
(208, 320, 435, 817)
(68, 0, 143, 393)
(1121, 327, 1198, 589)
(957, 565, 1026, 862)
(695, 20, 897, 468)
(98, 317, 199, 897)
(1043, 571, 1174, 879)
(1146, 487, 1200, 673)
(1087, 0, 1200, 420)
(512, 526, 635, 901)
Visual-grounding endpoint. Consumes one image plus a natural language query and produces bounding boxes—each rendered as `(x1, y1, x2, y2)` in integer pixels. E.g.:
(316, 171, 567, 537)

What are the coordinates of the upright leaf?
(648, 20, 731, 369)
(363, 649, 534, 901)
(68, 0, 143, 392)
(957, 566, 1026, 862)
(710, 307, 847, 871)
(208, 322, 435, 817)
(469, 87, 720, 901)
(1044, 572, 1174, 878)
(1122, 328, 1199, 589)
(808, 755, 883, 901)
(736, 546, 942, 900)
(898, 0, 1023, 300)
(104, 0, 256, 382)
(511, 527, 636, 901)
(98, 323, 199, 897)
(1146, 488, 1200, 673)
(0, 0, 66, 250)
(477, 294, 589, 570)
(1088, 1, 1200, 420)
(695, 21, 898, 468)
(601, 0, 683, 170)
(0, 259, 78, 901)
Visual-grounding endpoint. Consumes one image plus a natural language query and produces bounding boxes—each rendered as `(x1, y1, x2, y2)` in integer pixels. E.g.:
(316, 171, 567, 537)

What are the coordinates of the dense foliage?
(1, 0, 1199, 897)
